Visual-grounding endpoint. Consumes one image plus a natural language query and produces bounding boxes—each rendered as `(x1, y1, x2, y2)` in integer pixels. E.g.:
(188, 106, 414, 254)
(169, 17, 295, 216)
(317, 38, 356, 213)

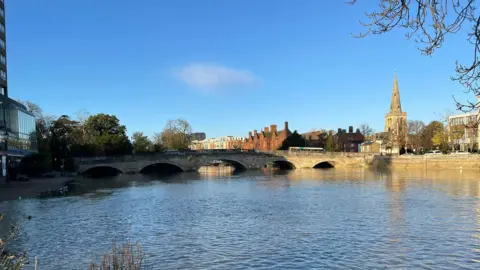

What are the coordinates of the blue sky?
(5, 0, 474, 138)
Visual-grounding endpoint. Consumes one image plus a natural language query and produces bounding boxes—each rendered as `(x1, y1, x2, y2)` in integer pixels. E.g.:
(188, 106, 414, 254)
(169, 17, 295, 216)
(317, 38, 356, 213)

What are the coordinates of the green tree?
(279, 131, 306, 150)
(348, 0, 479, 112)
(132, 132, 152, 153)
(325, 133, 336, 152)
(422, 121, 445, 151)
(84, 114, 132, 155)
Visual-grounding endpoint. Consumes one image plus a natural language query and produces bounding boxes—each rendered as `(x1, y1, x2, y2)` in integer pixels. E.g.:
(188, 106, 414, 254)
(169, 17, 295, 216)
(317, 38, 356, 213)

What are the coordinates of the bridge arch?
(139, 162, 185, 174)
(200, 158, 248, 171)
(81, 165, 123, 178)
(313, 161, 335, 169)
(271, 160, 296, 170)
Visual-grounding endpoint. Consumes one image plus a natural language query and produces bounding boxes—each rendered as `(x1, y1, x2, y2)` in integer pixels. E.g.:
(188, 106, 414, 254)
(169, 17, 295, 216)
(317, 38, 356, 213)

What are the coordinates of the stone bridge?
(75, 151, 374, 175)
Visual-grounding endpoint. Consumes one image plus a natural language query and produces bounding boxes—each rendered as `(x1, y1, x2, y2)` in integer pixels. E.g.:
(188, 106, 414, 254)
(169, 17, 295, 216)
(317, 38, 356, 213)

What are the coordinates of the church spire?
(390, 73, 402, 114)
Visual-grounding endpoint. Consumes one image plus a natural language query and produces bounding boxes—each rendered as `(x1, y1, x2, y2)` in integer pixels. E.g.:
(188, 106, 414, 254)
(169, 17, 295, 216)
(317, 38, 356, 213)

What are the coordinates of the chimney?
(284, 121, 289, 131)
(270, 124, 277, 133)
(264, 127, 269, 133)
(349, 126, 353, 133)
(249, 131, 252, 137)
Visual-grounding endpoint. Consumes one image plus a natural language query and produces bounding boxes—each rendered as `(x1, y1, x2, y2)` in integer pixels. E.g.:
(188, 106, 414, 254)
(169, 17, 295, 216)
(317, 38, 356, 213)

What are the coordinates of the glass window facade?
(0, 99, 38, 154)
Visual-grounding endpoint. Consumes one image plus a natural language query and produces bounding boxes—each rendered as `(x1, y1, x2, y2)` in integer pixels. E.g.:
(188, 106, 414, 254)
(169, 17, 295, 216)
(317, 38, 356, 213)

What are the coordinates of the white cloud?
(175, 63, 258, 90)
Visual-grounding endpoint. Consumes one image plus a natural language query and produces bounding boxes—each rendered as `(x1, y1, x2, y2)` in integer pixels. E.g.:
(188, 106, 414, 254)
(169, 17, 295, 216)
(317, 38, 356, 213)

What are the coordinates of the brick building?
(302, 130, 327, 148)
(243, 122, 292, 151)
(336, 126, 365, 152)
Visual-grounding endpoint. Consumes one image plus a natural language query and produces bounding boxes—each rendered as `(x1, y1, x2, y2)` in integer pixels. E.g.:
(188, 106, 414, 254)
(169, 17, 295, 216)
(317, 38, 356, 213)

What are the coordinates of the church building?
(384, 74, 407, 153)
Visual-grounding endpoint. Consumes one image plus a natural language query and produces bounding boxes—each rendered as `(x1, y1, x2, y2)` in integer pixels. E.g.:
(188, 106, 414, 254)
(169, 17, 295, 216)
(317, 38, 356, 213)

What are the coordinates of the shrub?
(90, 241, 144, 270)
(0, 214, 28, 270)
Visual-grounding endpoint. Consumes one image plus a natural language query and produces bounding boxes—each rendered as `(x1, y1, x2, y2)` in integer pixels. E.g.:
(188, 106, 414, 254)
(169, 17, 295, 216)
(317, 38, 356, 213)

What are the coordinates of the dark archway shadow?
(81, 166, 122, 178)
(313, 161, 335, 169)
(140, 163, 184, 177)
(273, 160, 296, 170)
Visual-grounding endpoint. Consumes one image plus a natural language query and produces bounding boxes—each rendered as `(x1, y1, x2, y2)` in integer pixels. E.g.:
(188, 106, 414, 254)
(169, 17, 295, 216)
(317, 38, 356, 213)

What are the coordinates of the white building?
(189, 136, 245, 150)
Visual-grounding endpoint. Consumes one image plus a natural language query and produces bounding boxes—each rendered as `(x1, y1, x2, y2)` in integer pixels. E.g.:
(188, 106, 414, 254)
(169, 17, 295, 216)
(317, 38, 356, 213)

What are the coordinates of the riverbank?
(0, 176, 73, 202)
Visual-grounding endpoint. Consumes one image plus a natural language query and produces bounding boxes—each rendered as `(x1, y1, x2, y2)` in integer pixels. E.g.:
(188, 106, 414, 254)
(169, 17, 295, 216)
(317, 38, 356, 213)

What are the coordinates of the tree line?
(21, 102, 194, 172)
(360, 119, 477, 153)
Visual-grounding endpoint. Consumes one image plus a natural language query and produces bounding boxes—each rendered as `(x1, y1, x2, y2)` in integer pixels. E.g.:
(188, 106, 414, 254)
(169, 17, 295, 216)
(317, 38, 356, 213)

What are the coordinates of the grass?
(89, 241, 144, 270)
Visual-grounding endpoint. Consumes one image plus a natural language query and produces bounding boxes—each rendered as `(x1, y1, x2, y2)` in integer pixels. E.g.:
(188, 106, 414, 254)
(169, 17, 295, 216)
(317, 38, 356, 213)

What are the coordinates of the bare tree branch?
(349, 0, 479, 111)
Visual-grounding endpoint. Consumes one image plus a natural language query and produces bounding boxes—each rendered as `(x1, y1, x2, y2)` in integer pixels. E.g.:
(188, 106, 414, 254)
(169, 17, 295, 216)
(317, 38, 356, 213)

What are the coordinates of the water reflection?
(2, 168, 480, 269)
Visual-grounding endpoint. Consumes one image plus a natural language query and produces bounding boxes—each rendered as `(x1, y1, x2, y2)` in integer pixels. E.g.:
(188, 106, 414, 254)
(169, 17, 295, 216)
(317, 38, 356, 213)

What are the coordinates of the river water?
(2, 168, 480, 269)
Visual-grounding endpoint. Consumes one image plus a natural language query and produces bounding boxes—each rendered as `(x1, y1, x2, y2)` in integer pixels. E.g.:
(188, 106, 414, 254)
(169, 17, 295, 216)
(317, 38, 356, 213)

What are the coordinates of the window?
(0, 39, 5, 49)
(0, 24, 5, 34)
(0, 54, 4, 65)
(0, 87, 4, 95)
(0, 70, 6, 80)
(0, 8, 4, 18)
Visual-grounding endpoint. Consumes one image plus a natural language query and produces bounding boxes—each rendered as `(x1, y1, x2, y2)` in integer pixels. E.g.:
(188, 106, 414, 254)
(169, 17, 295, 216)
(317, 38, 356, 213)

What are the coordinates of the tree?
(160, 119, 192, 150)
(466, 117, 478, 152)
(84, 114, 132, 155)
(325, 133, 336, 152)
(348, 0, 480, 112)
(279, 131, 306, 150)
(18, 100, 54, 153)
(407, 120, 426, 152)
(151, 132, 164, 152)
(73, 109, 91, 145)
(132, 132, 152, 153)
(359, 123, 374, 139)
(423, 121, 445, 151)
(50, 115, 76, 161)
(448, 124, 466, 151)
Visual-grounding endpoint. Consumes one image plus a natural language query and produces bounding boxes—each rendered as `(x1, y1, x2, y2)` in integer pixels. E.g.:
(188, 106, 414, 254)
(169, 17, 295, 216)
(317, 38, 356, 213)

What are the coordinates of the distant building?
(302, 130, 327, 148)
(190, 136, 244, 150)
(447, 111, 478, 152)
(190, 132, 206, 141)
(335, 126, 364, 152)
(360, 141, 382, 153)
(243, 122, 292, 151)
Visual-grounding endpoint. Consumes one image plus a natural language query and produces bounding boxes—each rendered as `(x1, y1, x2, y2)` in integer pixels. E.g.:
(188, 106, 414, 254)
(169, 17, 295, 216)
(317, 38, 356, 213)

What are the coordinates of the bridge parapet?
(74, 151, 277, 166)
(268, 150, 376, 157)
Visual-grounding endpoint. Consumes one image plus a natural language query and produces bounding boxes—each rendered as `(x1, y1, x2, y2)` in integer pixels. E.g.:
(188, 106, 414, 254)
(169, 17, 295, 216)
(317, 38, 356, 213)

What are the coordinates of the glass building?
(0, 98, 38, 157)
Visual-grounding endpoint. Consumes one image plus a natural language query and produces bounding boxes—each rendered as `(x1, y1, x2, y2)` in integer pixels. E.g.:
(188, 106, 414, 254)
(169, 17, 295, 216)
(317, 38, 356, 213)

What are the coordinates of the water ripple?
(1, 170, 480, 269)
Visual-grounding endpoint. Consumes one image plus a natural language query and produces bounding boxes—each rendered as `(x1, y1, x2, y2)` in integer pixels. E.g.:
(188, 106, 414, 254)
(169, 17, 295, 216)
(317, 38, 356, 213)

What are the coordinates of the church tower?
(385, 74, 407, 151)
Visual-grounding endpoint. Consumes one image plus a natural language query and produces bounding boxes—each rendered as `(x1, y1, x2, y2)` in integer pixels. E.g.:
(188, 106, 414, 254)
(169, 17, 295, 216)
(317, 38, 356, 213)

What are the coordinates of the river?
(1, 168, 480, 269)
